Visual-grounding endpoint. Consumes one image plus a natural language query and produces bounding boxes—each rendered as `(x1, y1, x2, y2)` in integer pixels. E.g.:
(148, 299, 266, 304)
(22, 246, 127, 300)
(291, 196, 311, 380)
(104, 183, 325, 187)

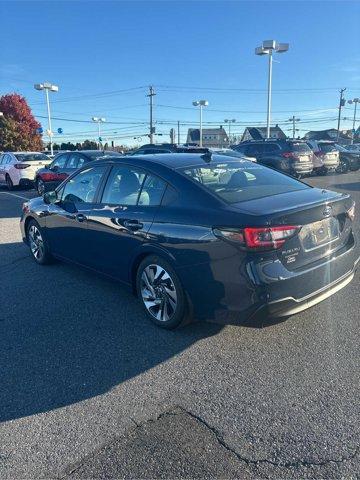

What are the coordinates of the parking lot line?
(0, 192, 30, 201)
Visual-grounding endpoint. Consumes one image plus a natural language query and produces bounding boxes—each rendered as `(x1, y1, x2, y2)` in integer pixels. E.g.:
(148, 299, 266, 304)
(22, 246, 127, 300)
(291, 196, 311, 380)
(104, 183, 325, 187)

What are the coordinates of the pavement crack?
(171, 406, 360, 471)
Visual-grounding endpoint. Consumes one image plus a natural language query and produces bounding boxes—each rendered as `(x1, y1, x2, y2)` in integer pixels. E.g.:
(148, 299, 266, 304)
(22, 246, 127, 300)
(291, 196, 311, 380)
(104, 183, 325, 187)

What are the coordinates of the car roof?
(92, 152, 255, 170)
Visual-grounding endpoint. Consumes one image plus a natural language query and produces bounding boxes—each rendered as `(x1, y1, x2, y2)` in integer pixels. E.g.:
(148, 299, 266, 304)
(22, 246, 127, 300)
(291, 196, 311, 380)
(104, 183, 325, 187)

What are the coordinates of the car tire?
(36, 178, 46, 196)
(6, 174, 14, 190)
(26, 219, 53, 265)
(336, 159, 349, 174)
(136, 255, 190, 329)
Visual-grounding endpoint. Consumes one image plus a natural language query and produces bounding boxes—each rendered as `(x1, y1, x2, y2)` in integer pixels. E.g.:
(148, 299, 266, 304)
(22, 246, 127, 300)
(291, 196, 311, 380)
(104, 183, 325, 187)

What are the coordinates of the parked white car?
(0, 152, 52, 190)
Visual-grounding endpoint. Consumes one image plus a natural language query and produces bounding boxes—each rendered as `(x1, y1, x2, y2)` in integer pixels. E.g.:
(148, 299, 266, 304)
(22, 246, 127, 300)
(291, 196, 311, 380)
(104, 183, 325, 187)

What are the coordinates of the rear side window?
(263, 144, 280, 153)
(245, 144, 263, 156)
(179, 161, 309, 204)
(101, 165, 166, 206)
(52, 154, 67, 168)
(66, 153, 81, 169)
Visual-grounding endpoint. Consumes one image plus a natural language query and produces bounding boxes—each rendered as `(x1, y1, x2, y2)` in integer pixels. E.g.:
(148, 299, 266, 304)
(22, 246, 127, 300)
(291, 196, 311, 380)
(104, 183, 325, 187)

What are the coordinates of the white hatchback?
(0, 152, 52, 190)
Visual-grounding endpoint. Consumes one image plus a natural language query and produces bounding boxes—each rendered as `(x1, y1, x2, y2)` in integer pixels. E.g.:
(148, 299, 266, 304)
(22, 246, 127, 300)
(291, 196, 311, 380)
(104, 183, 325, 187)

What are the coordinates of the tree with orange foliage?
(0, 93, 43, 151)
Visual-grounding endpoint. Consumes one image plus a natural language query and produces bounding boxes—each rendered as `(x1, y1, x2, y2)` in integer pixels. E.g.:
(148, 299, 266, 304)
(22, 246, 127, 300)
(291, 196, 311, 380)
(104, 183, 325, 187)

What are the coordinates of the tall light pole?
(192, 100, 208, 147)
(255, 40, 289, 139)
(224, 119, 236, 144)
(34, 82, 59, 156)
(348, 98, 359, 144)
(92, 117, 106, 150)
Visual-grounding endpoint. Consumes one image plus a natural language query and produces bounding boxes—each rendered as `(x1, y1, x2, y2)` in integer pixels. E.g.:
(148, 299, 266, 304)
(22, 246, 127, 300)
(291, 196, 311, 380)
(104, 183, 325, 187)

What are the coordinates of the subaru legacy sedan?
(20, 153, 358, 329)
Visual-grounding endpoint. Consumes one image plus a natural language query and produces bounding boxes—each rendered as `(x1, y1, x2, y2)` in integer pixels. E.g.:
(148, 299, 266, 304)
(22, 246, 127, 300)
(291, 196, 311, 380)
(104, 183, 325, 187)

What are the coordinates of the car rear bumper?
(186, 232, 359, 325)
(292, 162, 313, 174)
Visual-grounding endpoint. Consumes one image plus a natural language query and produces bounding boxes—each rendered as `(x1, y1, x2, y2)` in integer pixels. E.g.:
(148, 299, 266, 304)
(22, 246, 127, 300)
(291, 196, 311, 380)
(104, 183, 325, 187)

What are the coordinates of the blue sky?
(1, 0, 359, 146)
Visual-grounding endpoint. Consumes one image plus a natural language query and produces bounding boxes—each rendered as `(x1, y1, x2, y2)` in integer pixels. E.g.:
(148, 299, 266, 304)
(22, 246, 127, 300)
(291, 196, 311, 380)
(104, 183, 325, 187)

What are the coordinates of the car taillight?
(14, 163, 31, 169)
(214, 225, 300, 250)
(281, 151, 295, 158)
(347, 203, 355, 221)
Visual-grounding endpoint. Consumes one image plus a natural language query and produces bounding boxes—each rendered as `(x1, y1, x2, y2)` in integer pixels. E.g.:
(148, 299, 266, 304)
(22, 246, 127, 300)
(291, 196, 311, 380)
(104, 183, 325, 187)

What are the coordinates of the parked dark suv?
(233, 140, 313, 177)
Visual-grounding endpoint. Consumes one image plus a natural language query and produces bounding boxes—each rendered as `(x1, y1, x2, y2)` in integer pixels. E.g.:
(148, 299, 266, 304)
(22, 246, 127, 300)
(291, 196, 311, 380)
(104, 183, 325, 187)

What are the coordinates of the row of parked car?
(0, 139, 359, 194)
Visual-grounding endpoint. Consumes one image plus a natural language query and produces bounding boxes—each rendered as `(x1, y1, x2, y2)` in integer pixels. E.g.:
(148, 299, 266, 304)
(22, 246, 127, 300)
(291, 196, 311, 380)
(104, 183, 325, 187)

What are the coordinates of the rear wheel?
(136, 255, 189, 329)
(36, 178, 46, 196)
(6, 174, 14, 190)
(26, 219, 53, 264)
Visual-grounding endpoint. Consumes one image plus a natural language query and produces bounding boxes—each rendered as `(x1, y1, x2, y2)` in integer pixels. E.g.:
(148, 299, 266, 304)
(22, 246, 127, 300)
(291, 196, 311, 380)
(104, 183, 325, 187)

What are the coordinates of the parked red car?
(34, 150, 119, 195)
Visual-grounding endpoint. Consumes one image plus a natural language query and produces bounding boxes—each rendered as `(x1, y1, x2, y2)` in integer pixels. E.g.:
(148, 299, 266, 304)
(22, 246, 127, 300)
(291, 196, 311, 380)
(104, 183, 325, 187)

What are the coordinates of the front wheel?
(336, 160, 349, 174)
(36, 178, 46, 196)
(27, 219, 53, 265)
(136, 256, 190, 329)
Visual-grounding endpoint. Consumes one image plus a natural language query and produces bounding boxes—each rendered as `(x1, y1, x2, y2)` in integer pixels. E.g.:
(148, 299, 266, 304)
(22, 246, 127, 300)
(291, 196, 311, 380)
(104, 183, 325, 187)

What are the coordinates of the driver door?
(45, 164, 109, 264)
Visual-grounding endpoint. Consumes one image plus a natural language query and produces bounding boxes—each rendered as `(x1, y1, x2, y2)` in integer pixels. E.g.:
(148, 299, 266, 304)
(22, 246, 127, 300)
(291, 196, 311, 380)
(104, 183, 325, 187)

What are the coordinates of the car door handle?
(76, 213, 87, 222)
(123, 219, 143, 230)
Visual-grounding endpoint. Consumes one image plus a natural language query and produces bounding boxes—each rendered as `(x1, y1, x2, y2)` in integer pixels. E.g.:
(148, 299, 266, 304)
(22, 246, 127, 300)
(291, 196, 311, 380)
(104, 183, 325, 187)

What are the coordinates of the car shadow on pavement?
(0, 242, 227, 422)
(330, 182, 360, 192)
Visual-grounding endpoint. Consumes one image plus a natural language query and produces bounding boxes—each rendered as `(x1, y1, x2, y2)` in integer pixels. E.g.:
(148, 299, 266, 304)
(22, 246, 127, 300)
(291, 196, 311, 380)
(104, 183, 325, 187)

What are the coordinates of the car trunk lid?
(229, 188, 353, 270)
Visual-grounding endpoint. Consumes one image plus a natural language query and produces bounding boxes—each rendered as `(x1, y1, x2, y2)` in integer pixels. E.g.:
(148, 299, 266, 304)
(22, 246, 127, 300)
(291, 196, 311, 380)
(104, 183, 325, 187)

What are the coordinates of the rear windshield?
(87, 151, 120, 160)
(289, 142, 312, 153)
(319, 143, 337, 153)
(179, 161, 309, 204)
(15, 153, 50, 161)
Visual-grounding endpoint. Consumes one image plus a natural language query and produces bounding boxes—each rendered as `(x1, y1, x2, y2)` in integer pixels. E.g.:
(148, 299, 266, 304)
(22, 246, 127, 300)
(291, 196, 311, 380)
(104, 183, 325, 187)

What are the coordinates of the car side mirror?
(43, 191, 58, 204)
(51, 165, 59, 172)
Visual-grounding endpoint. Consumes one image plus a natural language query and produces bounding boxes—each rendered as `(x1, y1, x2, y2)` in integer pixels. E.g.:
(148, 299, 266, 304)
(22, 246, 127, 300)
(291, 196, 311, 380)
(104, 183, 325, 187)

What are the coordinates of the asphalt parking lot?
(0, 172, 359, 479)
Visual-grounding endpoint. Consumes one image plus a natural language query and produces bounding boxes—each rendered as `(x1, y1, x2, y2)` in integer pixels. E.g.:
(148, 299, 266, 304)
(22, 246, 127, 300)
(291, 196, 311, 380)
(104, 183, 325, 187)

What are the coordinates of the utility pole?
(147, 86, 156, 144)
(288, 116, 300, 139)
(337, 88, 346, 142)
(177, 120, 180, 145)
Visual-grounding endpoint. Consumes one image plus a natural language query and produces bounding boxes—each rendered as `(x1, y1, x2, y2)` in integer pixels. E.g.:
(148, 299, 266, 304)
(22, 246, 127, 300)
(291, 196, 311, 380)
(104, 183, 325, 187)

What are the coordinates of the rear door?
(85, 164, 167, 281)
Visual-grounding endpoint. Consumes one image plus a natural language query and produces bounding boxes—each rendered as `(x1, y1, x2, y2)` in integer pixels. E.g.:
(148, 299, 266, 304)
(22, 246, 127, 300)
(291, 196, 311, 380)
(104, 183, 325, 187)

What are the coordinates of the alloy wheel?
(37, 179, 45, 195)
(28, 225, 44, 260)
(6, 175, 13, 190)
(140, 264, 178, 322)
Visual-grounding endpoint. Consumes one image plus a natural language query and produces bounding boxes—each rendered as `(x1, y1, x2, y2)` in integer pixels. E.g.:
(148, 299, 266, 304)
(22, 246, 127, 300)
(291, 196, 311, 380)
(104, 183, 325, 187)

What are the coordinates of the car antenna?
(201, 151, 212, 163)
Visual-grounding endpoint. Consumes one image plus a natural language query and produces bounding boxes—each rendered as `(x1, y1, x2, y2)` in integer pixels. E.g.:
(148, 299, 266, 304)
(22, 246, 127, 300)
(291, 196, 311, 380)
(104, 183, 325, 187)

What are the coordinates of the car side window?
(6, 155, 13, 164)
(77, 155, 87, 169)
(66, 153, 81, 169)
(263, 144, 280, 153)
(101, 165, 146, 205)
(61, 165, 107, 204)
(140, 174, 167, 205)
(0, 155, 4, 164)
(52, 154, 67, 169)
(245, 144, 262, 156)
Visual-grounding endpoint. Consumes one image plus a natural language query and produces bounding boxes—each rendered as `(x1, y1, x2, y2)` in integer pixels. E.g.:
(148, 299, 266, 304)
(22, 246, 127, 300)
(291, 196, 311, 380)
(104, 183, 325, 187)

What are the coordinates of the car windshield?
(289, 142, 312, 153)
(179, 161, 309, 203)
(15, 153, 50, 161)
(319, 143, 338, 153)
(335, 144, 348, 152)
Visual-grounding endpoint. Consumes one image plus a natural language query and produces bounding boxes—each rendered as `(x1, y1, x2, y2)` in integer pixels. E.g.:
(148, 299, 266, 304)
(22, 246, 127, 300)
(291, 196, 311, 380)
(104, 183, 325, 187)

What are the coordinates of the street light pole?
(255, 40, 289, 139)
(348, 98, 359, 144)
(34, 82, 59, 156)
(148, 86, 156, 144)
(92, 117, 106, 150)
(192, 100, 208, 147)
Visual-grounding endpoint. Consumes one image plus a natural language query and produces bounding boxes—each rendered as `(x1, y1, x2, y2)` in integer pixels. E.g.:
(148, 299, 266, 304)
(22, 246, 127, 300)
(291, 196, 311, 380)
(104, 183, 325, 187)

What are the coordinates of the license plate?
(299, 217, 339, 251)
(298, 155, 309, 162)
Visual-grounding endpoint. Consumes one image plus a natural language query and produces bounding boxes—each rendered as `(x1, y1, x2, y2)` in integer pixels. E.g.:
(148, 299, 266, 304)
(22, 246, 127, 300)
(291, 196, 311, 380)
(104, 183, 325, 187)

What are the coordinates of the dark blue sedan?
(20, 153, 359, 329)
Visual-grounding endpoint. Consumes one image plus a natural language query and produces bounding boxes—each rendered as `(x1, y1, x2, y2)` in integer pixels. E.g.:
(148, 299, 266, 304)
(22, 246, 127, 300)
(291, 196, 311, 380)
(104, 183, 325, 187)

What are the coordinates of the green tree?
(0, 93, 43, 151)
